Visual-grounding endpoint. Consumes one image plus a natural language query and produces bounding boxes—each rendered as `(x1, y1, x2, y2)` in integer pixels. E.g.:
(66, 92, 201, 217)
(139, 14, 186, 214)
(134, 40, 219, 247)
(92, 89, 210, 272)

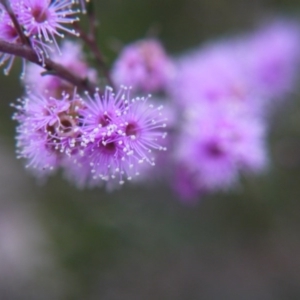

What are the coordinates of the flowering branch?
(0, 39, 96, 94)
(0, 0, 98, 93)
(0, 0, 169, 190)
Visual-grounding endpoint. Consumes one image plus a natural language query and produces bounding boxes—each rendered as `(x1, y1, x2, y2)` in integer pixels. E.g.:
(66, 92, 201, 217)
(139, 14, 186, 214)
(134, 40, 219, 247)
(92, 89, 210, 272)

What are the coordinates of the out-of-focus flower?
(169, 40, 269, 124)
(167, 20, 300, 201)
(174, 101, 268, 199)
(112, 39, 175, 93)
(170, 20, 300, 114)
(241, 20, 300, 99)
(24, 40, 98, 97)
(170, 42, 249, 106)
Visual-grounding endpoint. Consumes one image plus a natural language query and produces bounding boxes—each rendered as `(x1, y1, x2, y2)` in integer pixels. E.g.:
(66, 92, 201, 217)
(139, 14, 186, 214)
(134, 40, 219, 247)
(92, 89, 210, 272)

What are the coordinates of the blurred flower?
(241, 20, 300, 100)
(170, 41, 250, 106)
(169, 40, 269, 132)
(167, 20, 300, 200)
(170, 20, 300, 114)
(173, 101, 268, 200)
(112, 39, 175, 93)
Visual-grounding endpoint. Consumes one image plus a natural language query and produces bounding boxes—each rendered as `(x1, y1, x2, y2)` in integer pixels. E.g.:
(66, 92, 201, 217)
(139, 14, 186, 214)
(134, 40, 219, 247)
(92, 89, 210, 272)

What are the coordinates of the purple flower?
(128, 100, 176, 185)
(14, 86, 168, 186)
(169, 40, 264, 116)
(66, 87, 168, 187)
(0, 10, 19, 43)
(241, 20, 300, 99)
(166, 23, 300, 201)
(15, 122, 61, 176)
(174, 101, 267, 198)
(117, 96, 168, 164)
(112, 39, 175, 93)
(13, 91, 85, 176)
(13, 0, 79, 56)
(78, 87, 126, 135)
(24, 40, 98, 97)
(169, 20, 300, 118)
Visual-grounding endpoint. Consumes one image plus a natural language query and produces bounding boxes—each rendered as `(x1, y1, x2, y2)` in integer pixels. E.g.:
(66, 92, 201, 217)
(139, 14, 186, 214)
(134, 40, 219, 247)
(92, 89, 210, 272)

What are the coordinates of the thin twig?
(73, 1, 115, 88)
(0, 39, 97, 94)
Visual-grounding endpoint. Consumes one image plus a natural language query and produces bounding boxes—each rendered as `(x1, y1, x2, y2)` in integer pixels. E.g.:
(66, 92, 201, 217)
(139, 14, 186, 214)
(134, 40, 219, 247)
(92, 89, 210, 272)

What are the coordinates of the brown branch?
(0, 39, 97, 94)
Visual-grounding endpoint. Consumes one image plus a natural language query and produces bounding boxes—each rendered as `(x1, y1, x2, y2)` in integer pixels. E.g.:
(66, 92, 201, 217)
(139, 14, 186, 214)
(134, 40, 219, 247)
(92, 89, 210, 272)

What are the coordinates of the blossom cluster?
(0, 0, 299, 201)
(169, 21, 300, 200)
(112, 20, 300, 200)
(13, 87, 167, 187)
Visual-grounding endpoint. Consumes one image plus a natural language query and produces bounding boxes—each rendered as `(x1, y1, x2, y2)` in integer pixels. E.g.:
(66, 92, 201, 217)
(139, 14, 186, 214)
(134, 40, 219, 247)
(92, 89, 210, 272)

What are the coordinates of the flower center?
(125, 122, 139, 137)
(100, 141, 117, 155)
(46, 115, 77, 139)
(32, 6, 48, 23)
(205, 141, 224, 158)
(4, 23, 19, 41)
(58, 116, 76, 136)
(99, 114, 112, 127)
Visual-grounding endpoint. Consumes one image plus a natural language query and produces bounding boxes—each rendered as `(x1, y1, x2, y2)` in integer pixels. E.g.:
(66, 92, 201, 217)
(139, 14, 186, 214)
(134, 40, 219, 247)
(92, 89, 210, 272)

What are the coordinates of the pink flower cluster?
(173, 102, 267, 199)
(169, 21, 300, 200)
(108, 20, 300, 200)
(6, 3, 300, 200)
(13, 86, 168, 187)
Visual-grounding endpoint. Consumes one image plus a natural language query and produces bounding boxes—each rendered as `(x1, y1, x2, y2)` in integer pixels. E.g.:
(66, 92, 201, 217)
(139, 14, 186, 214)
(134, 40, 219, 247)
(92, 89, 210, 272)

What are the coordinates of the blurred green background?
(1, 0, 300, 299)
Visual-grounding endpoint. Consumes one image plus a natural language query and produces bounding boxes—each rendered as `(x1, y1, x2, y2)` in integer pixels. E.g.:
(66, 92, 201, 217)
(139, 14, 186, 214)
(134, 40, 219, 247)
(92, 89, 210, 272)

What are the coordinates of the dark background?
(1, 0, 300, 299)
